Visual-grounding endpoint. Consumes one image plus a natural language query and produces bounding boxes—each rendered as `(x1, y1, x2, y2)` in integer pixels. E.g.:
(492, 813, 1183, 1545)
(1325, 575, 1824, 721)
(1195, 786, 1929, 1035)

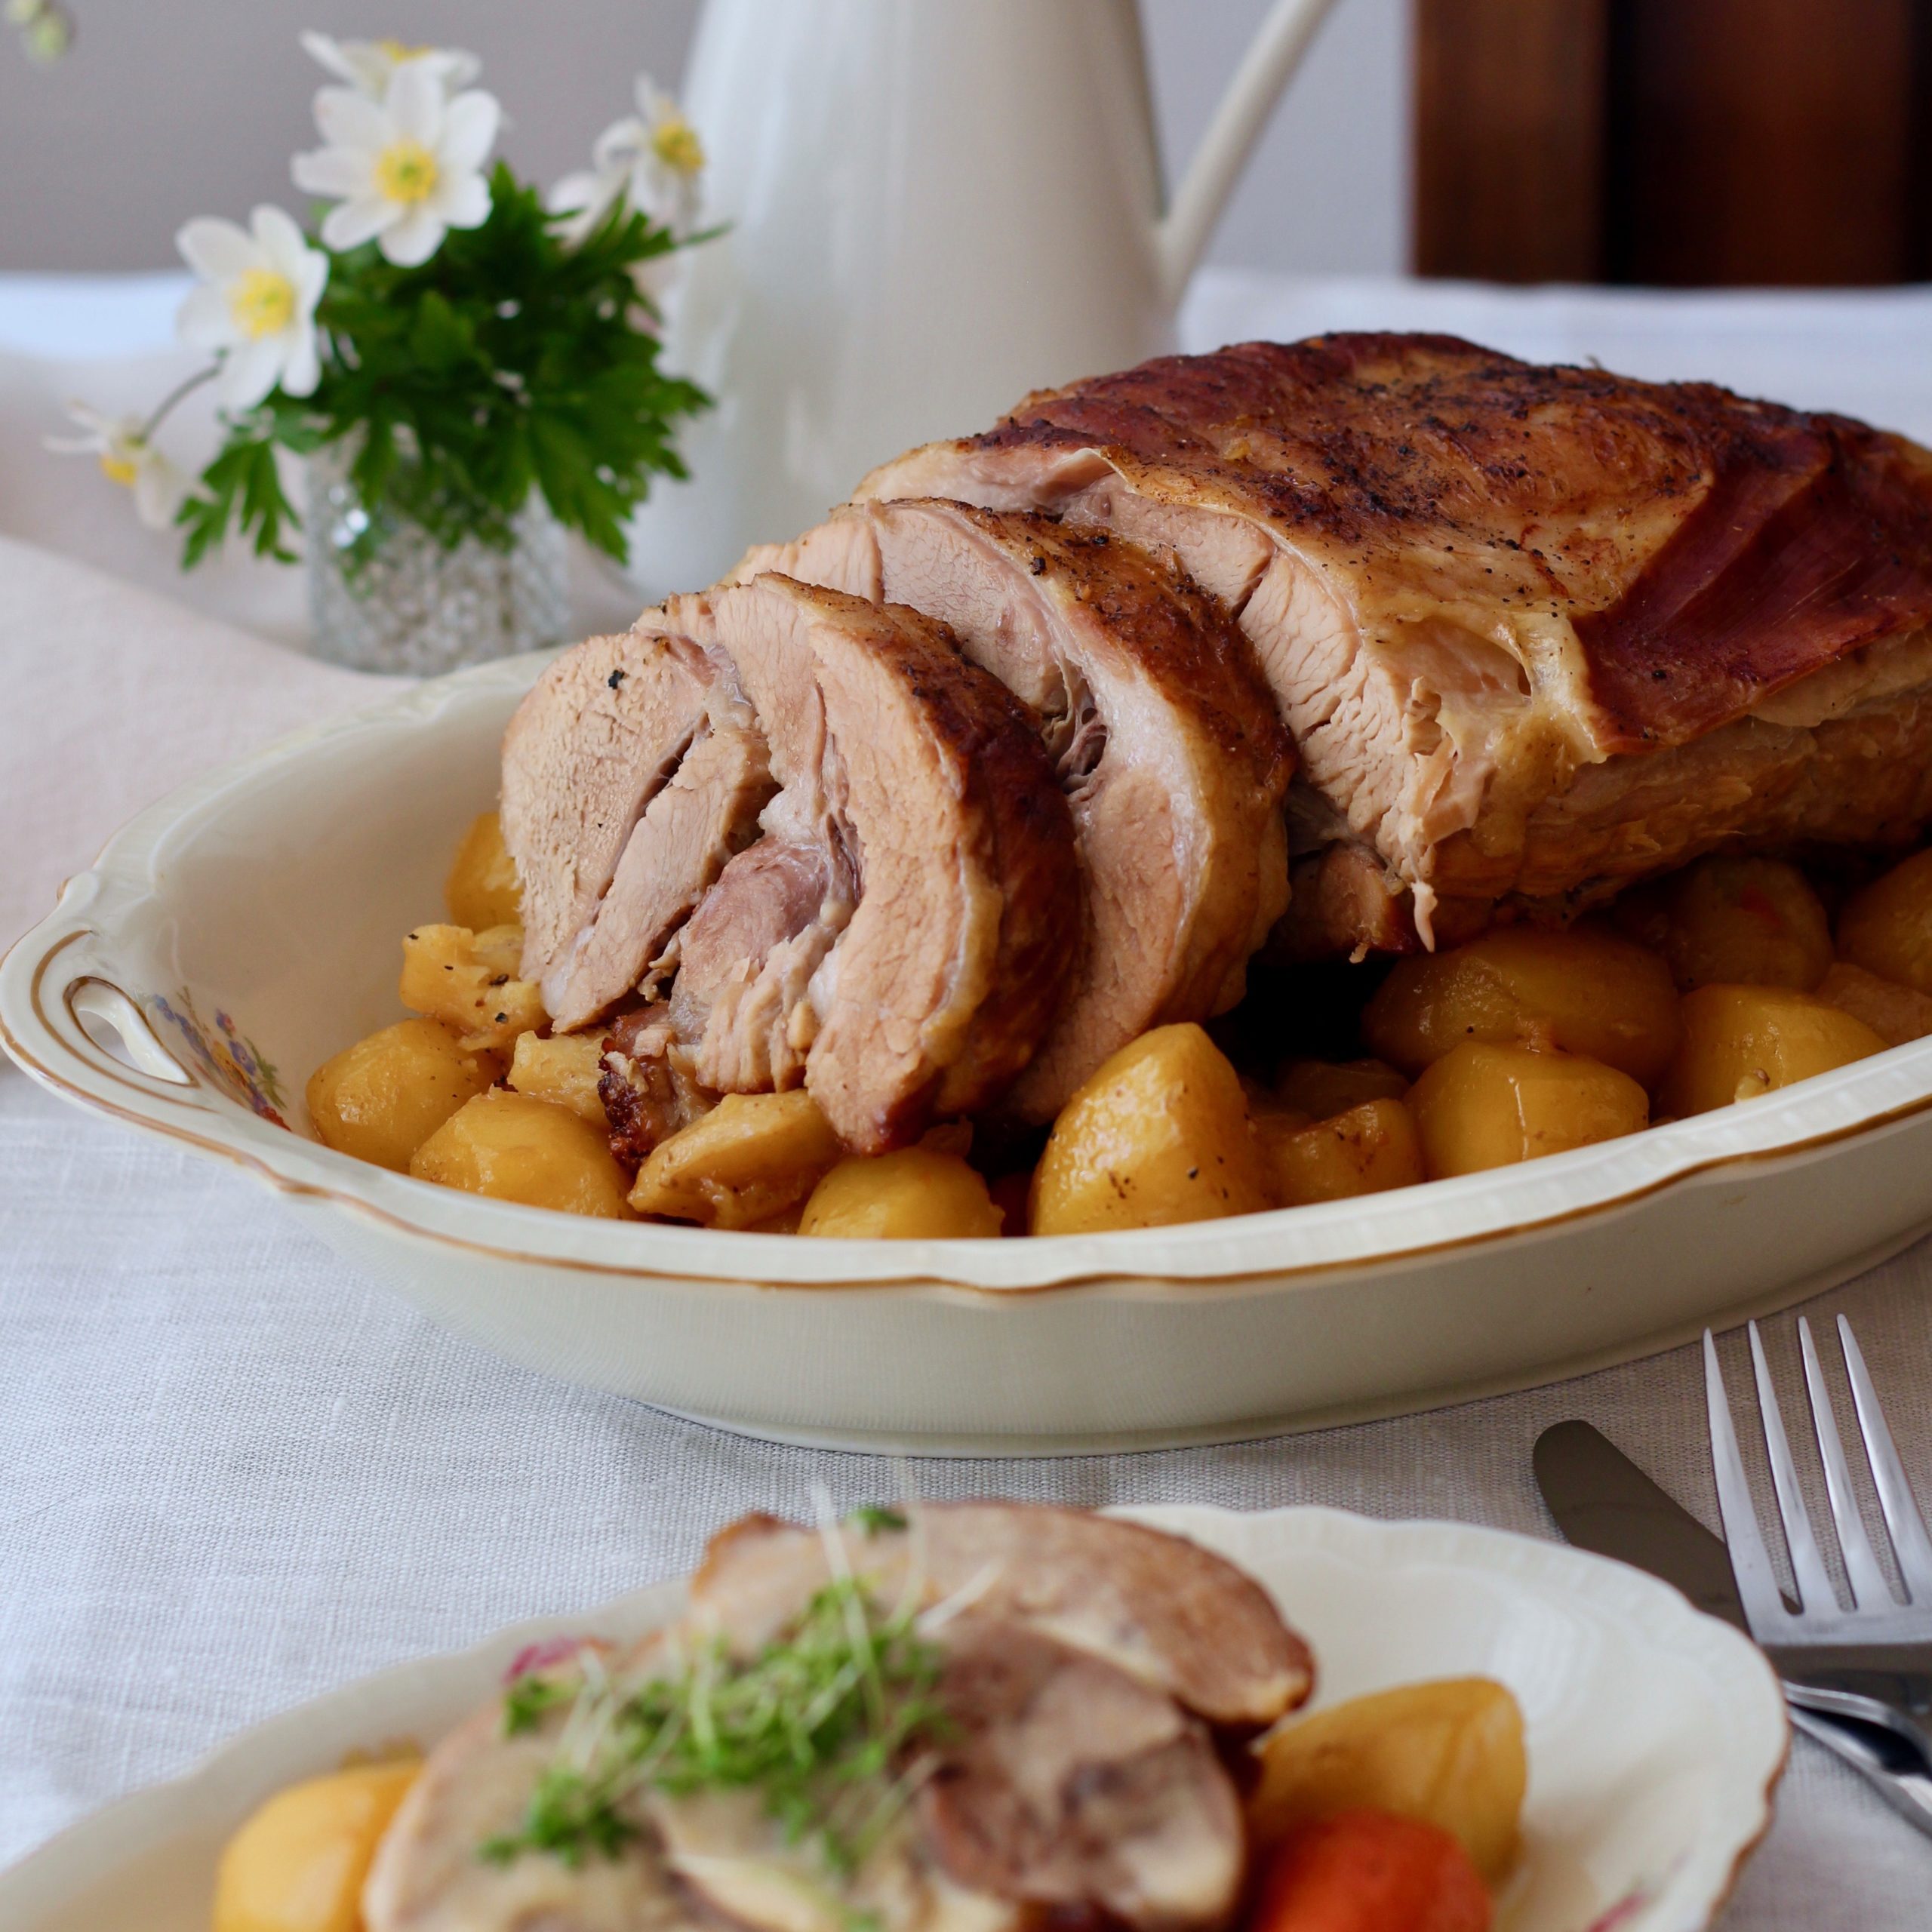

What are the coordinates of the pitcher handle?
(1155, 0, 1344, 306)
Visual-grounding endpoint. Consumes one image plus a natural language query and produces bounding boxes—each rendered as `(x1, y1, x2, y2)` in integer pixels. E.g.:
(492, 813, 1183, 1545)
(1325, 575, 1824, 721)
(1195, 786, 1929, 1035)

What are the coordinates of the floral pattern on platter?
(149, 990, 291, 1129)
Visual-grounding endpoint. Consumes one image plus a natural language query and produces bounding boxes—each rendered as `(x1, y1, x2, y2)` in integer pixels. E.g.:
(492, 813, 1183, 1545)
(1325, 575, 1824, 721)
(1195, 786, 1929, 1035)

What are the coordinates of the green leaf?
(410, 289, 477, 373)
(177, 425, 302, 568)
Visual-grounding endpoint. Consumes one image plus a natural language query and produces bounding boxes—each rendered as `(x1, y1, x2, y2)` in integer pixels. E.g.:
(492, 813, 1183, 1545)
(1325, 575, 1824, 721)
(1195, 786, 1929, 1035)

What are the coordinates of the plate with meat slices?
(13, 333, 1932, 1448)
(0, 1502, 1786, 1932)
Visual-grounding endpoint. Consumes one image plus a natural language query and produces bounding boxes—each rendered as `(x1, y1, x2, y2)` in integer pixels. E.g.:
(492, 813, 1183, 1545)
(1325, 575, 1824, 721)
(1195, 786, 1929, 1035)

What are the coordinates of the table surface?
(7, 269, 1932, 1928)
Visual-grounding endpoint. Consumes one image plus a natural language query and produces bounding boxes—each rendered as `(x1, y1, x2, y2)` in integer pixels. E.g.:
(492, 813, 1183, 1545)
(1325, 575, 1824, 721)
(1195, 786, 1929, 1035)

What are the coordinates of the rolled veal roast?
(503, 332, 1932, 1152)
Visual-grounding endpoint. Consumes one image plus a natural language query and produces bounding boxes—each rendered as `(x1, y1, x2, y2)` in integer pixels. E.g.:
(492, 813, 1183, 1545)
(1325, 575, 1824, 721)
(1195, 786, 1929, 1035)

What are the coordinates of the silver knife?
(1534, 1419, 1932, 1838)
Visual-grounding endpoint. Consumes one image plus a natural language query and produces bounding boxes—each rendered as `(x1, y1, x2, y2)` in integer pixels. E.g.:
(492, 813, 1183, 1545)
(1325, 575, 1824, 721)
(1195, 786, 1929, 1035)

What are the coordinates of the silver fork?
(1704, 1315, 1932, 1764)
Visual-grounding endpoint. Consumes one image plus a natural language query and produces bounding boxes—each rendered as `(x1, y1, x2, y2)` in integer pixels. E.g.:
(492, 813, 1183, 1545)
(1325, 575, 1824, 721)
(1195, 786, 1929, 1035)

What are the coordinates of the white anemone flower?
(551, 74, 706, 243)
(174, 206, 328, 411)
(45, 401, 187, 530)
(293, 57, 500, 269)
(299, 31, 480, 99)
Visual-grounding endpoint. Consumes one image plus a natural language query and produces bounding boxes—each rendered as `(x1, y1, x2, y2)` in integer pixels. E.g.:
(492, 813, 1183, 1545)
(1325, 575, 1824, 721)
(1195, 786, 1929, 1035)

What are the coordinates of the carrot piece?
(1250, 1808, 1492, 1932)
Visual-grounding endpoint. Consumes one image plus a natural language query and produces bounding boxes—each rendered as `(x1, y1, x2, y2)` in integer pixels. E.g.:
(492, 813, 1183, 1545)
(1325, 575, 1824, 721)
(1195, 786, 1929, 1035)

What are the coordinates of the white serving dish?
(7, 657, 1932, 1453)
(0, 1505, 1788, 1932)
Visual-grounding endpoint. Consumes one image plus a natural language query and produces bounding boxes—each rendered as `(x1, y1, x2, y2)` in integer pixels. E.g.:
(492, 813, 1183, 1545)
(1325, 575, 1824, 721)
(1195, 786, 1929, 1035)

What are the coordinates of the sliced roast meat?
(501, 625, 774, 1031)
(689, 1503, 1312, 1730)
(668, 837, 851, 1094)
(362, 1646, 700, 1932)
(918, 1621, 1244, 1932)
(648, 577, 1078, 1150)
(501, 629, 707, 983)
(743, 501, 1292, 1120)
(860, 334, 1932, 946)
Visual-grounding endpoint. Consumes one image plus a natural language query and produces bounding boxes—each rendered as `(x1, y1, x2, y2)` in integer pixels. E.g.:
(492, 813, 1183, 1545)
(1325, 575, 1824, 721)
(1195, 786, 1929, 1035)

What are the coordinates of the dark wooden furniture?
(1414, 0, 1932, 285)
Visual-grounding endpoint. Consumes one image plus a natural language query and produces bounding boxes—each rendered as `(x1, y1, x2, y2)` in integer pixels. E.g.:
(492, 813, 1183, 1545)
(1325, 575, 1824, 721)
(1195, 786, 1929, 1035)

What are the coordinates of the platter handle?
(0, 922, 208, 1109)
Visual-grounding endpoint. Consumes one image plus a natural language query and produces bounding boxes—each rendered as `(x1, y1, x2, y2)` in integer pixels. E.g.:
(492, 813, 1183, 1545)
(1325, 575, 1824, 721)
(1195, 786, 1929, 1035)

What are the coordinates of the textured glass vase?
(305, 441, 570, 674)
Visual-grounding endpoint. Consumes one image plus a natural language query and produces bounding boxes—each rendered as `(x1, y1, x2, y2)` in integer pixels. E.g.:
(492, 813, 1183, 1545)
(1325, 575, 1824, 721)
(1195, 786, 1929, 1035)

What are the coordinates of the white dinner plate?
(0, 1506, 1786, 1932)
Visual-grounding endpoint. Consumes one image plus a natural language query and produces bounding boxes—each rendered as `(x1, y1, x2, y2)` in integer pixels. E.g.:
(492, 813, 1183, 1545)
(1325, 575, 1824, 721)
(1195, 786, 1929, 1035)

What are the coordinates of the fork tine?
(1705, 1330, 1793, 1634)
(1798, 1317, 1894, 1608)
(1747, 1321, 1840, 1615)
(1838, 1315, 1932, 1602)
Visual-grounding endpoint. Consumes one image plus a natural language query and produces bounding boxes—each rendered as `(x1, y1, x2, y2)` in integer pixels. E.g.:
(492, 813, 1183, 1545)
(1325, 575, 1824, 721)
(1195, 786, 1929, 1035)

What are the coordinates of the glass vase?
(305, 439, 570, 674)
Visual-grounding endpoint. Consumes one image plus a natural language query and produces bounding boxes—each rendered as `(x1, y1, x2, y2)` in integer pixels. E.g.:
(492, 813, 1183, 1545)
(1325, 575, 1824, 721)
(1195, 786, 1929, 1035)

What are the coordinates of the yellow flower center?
(228, 267, 297, 340)
(377, 38, 429, 60)
(376, 138, 440, 205)
(651, 115, 704, 177)
(98, 451, 139, 487)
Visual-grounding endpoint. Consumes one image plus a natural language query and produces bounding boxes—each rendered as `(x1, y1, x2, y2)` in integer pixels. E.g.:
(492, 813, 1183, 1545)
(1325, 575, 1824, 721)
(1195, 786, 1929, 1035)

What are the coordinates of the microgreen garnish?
(851, 1506, 908, 1537)
(481, 1574, 949, 1875)
(502, 1672, 578, 1737)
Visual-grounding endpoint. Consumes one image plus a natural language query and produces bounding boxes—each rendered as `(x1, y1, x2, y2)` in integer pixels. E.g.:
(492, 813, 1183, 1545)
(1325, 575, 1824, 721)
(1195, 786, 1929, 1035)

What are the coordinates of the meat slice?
(689, 1503, 1312, 1730)
(651, 1786, 1017, 1932)
(745, 501, 1292, 1120)
(918, 1621, 1244, 1932)
(501, 625, 773, 1031)
(860, 334, 1932, 946)
(1266, 844, 1423, 965)
(648, 577, 1078, 1149)
(362, 1646, 700, 1932)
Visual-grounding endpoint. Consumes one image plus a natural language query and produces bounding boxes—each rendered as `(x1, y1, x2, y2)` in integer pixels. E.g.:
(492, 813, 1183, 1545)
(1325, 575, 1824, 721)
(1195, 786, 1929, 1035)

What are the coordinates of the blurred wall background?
(0, 0, 1410, 275)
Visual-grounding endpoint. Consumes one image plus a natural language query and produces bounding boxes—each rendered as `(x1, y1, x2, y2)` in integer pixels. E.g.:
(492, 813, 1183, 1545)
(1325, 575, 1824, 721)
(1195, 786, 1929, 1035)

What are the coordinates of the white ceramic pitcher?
(626, 0, 1340, 595)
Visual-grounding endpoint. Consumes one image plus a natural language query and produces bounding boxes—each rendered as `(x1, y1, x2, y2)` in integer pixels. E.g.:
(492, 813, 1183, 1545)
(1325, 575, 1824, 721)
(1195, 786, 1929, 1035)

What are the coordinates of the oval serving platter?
(6, 657, 1932, 1451)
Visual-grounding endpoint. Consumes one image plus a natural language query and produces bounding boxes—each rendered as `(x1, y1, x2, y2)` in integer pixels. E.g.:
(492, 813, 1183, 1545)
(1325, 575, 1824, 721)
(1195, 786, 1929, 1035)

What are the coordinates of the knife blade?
(1534, 1419, 1932, 1839)
(1533, 1419, 1751, 1631)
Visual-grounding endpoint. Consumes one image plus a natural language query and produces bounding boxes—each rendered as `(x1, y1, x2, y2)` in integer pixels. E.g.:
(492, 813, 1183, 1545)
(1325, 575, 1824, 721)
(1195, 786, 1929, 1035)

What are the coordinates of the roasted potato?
(1260, 1098, 1424, 1208)
(1275, 1057, 1408, 1121)
(629, 1089, 841, 1229)
(1249, 1678, 1526, 1886)
(1815, 961, 1932, 1047)
(1030, 1023, 1272, 1235)
(1658, 983, 1888, 1117)
(212, 1758, 419, 1932)
(1251, 1810, 1494, 1932)
(399, 923, 546, 1053)
(506, 1030, 608, 1124)
(410, 1090, 635, 1218)
(800, 1149, 1004, 1238)
(1837, 848, 1932, 995)
(305, 1018, 500, 1172)
(1619, 855, 1832, 992)
(444, 808, 521, 930)
(1410, 1041, 1648, 1177)
(1361, 926, 1679, 1088)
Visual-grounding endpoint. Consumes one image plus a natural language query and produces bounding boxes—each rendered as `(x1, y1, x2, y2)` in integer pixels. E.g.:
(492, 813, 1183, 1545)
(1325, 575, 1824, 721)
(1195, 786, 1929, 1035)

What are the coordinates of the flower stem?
(140, 365, 219, 441)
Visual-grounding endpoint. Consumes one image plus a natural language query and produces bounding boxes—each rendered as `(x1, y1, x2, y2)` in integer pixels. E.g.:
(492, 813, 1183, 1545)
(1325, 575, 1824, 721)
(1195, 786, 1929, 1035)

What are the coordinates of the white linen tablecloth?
(6, 271, 1932, 1927)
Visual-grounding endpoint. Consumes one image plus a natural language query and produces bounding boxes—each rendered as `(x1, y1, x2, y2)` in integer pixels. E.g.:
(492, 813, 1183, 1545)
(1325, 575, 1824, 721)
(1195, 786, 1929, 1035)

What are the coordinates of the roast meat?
(689, 1501, 1313, 1730)
(745, 500, 1293, 1119)
(861, 333, 1932, 946)
(501, 626, 772, 1032)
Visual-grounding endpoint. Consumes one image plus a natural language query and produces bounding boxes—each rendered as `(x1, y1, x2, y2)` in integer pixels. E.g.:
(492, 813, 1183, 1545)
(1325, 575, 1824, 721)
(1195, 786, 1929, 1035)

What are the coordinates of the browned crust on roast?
(961, 334, 1932, 749)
